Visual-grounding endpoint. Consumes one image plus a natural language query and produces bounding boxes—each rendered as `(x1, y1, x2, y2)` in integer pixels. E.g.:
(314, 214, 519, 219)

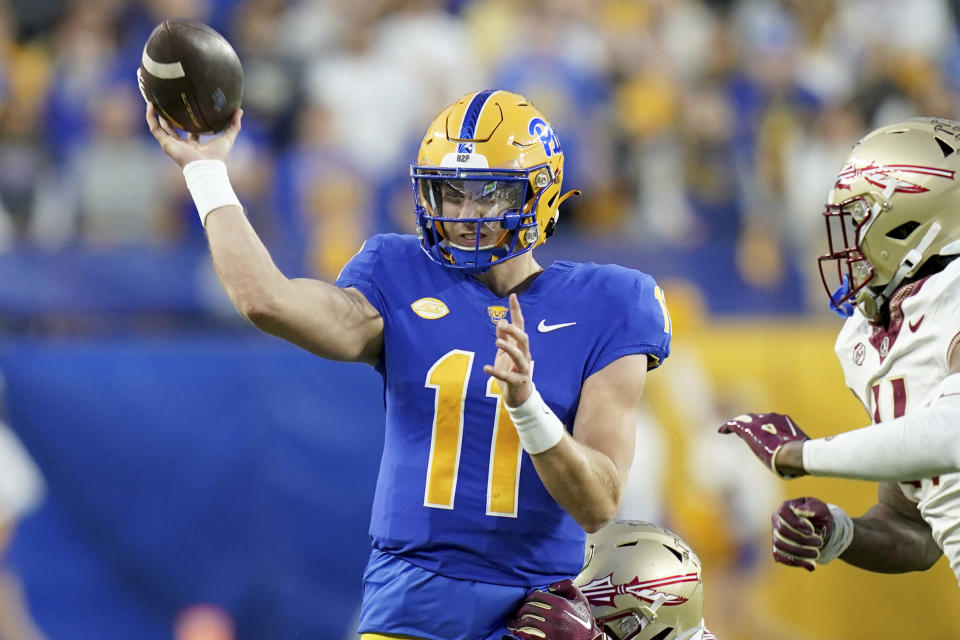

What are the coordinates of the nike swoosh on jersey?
(908, 315, 925, 332)
(537, 320, 577, 333)
(563, 610, 593, 629)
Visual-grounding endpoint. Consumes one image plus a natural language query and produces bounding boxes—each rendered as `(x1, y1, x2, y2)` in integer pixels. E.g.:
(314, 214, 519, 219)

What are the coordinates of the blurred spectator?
(306, 1, 449, 176)
(41, 1, 123, 165)
(64, 82, 180, 246)
(0, 96, 56, 250)
(278, 100, 373, 278)
(489, 0, 613, 231)
(230, 0, 302, 147)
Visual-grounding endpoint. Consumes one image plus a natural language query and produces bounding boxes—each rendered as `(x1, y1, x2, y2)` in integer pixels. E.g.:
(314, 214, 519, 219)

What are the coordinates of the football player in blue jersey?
(146, 89, 672, 640)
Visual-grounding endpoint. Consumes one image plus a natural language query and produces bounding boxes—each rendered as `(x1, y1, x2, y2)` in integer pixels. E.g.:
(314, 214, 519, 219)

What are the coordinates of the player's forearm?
(204, 207, 291, 321)
(797, 380, 960, 481)
(840, 503, 942, 573)
(182, 158, 291, 322)
(205, 210, 382, 362)
(529, 436, 623, 533)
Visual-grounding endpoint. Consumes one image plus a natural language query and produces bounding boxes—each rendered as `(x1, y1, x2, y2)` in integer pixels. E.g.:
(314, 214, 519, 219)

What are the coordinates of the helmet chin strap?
(637, 592, 669, 628)
(880, 220, 941, 300)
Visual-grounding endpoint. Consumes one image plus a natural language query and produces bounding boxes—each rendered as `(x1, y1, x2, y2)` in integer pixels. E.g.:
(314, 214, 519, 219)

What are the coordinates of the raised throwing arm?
(145, 104, 383, 364)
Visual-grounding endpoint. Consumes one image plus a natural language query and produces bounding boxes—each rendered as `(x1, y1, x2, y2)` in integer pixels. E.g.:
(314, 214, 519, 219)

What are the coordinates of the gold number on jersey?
(424, 349, 524, 517)
(486, 376, 523, 517)
(424, 350, 473, 509)
(654, 286, 672, 334)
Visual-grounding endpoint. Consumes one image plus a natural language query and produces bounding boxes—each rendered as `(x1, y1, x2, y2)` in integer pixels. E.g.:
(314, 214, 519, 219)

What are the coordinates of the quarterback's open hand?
(484, 293, 533, 407)
(718, 412, 809, 478)
(146, 102, 242, 168)
(506, 579, 602, 640)
(771, 497, 835, 571)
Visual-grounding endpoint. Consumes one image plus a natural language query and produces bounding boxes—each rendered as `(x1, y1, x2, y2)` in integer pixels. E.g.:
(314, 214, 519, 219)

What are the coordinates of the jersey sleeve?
(585, 272, 672, 378)
(335, 235, 387, 315)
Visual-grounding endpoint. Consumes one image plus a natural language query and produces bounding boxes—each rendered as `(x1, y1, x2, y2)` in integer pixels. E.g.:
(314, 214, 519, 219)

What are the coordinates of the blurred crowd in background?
(2, 0, 960, 308)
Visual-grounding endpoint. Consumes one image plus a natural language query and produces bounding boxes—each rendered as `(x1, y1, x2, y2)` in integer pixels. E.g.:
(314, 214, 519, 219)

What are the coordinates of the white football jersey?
(835, 256, 960, 581)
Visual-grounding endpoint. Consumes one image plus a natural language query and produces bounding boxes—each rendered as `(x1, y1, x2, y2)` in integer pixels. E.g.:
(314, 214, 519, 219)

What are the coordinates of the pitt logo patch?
(487, 305, 508, 324)
(411, 297, 449, 320)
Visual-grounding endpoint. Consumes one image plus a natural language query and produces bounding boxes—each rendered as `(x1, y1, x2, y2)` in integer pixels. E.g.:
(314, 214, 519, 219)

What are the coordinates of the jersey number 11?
(424, 349, 525, 518)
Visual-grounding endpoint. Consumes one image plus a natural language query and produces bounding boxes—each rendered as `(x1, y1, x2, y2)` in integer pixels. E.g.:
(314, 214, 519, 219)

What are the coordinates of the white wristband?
(183, 159, 241, 227)
(817, 503, 854, 564)
(504, 385, 565, 455)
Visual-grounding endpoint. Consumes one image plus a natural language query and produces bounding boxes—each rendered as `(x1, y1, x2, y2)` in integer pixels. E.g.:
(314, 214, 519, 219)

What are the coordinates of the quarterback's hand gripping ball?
(771, 497, 835, 571)
(139, 19, 243, 134)
(506, 579, 603, 640)
(718, 412, 809, 478)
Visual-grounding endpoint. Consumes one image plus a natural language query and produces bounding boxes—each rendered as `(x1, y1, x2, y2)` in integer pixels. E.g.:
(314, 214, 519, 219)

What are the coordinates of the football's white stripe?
(141, 50, 185, 79)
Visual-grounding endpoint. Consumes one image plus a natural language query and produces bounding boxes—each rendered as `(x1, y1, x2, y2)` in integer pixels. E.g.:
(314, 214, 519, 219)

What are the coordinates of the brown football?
(138, 19, 243, 134)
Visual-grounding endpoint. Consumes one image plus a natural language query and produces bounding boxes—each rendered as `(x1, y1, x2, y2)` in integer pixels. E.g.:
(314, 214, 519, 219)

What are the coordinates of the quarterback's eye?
(439, 183, 466, 204)
(485, 182, 524, 209)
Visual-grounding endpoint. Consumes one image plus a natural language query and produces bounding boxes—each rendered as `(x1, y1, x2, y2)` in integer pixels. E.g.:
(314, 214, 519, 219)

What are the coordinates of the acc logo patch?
(487, 305, 508, 324)
(853, 342, 865, 366)
(411, 297, 450, 320)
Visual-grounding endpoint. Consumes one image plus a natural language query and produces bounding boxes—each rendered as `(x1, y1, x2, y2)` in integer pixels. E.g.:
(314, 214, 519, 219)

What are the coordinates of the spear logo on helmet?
(834, 162, 955, 194)
(578, 572, 698, 609)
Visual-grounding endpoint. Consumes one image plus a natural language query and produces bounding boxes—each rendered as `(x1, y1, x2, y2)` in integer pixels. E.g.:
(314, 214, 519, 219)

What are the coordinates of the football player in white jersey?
(719, 118, 960, 583)
(507, 521, 717, 640)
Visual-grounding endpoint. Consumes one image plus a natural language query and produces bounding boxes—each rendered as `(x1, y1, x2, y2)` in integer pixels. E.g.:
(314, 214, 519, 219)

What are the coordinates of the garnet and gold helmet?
(574, 521, 706, 640)
(411, 90, 578, 273)
(820, 118, 960, 320)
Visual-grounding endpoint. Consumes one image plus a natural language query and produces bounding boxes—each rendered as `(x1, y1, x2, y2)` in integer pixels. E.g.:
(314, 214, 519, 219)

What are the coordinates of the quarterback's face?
(438, 180, 523, 249)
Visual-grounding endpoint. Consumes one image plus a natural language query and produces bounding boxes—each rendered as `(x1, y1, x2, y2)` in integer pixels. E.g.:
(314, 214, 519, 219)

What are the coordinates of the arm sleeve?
(585, 273, 672, 378)
(803, 373, 960, 480)
(334, 235, 386, 316)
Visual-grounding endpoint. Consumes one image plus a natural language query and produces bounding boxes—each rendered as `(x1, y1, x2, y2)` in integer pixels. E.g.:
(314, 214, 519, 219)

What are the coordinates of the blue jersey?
(337, 234, 671, 586)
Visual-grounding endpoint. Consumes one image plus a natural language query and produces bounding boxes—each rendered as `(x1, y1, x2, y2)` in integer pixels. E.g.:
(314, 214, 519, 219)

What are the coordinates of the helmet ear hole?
(544, 217, 557, 238)
(886, 221, 921, 240)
